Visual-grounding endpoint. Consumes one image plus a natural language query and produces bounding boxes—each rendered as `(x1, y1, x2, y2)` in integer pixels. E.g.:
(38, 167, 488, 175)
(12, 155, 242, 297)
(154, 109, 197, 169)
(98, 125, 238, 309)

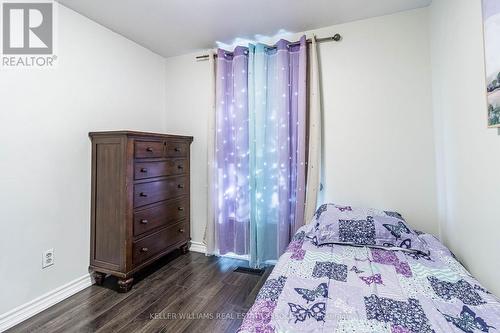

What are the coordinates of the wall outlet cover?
(42, 248, 54, 268)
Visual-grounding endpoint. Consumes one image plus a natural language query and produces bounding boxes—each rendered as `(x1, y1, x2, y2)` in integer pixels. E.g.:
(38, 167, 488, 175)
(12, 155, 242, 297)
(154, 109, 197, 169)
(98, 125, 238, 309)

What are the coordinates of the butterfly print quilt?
(237, 225, 500, 333)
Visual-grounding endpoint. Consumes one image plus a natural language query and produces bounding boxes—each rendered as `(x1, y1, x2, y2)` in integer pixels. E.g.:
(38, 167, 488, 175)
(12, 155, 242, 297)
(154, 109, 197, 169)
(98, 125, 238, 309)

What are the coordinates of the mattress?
(237, 224, 500, 332)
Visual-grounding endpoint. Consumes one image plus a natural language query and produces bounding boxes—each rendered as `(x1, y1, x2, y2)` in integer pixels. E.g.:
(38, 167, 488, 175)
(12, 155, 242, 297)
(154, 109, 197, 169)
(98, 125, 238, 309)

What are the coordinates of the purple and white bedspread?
(237, 225, 500, 333)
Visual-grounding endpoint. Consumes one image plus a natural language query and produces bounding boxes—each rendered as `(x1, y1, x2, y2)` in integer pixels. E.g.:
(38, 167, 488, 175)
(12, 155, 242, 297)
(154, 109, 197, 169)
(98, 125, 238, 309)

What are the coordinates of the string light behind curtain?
(214, 46, 250, 256)
(213, 36, 308, 266)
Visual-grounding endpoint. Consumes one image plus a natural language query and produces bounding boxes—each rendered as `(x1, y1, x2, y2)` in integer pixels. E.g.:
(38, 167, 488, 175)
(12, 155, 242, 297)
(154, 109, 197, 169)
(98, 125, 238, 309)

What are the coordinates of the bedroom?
(0, 0, 499, 332)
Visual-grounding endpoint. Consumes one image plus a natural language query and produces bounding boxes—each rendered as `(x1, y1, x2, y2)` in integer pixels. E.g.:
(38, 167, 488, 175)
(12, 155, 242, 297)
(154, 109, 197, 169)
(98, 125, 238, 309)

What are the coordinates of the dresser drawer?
(133, 222, 187, 265)
(134, 176, 187, 207)
(134, 159, 187, 180)
(165, 141, 188, 157)
(135, 141, 164, 159)
(133, 198, 188, 237)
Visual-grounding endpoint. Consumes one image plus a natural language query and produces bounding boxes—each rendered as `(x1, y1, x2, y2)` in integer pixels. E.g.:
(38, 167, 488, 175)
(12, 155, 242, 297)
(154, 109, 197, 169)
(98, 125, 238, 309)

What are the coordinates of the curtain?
(211, 36, 308, 266)
(205, 49, 217, 255)
(214, 47, 251, 256)
(304, 35, 322, 224)
(248, 37, 307, 266)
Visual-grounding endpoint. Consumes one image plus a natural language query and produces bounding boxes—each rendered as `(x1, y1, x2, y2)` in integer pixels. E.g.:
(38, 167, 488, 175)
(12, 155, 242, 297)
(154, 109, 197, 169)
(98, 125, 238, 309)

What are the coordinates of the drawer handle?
(140, 168, 148, 173)
(141, 247, 149, 252)
(146, 147, 153, 152)
(139, 192, 148, 197)
(177, 207, 184, 211)
(177, 184, 184, 189)
(140, 219, 148, 224)
(177, 165, 184, 170)
(179, 228, 185, 233)
(174, 147, 181, 152)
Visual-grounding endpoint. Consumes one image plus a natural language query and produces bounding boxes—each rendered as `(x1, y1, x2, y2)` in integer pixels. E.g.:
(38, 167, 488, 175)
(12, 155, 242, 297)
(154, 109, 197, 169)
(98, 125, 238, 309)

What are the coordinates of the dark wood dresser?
(89, 131, 193, 292)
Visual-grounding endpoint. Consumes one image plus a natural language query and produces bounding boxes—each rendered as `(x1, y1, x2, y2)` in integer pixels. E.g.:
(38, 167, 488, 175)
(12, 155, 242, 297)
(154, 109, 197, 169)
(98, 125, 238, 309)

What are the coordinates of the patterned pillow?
(313, 203, 404, 223)
(311, 204, 429, 255)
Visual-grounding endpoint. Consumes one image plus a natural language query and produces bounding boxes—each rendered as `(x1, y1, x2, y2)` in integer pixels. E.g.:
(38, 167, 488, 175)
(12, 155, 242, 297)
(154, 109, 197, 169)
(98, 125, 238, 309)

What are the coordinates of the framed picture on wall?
(483, 0, 500, 128)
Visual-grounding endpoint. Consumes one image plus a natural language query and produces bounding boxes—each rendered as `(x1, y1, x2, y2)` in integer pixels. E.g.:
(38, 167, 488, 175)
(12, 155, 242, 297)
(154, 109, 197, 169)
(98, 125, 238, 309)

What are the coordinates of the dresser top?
(89, 130, 193, 141)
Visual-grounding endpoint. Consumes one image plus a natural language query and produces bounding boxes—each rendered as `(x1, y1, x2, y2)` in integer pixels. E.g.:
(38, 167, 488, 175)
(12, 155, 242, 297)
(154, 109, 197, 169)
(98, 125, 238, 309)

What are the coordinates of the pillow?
(313, 203, 404, 224)
(311, 203, 429, 255)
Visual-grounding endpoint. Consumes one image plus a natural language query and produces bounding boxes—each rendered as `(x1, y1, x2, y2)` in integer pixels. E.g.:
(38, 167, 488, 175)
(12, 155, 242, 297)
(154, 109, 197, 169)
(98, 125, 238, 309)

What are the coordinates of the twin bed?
(237, 204, 500, 333)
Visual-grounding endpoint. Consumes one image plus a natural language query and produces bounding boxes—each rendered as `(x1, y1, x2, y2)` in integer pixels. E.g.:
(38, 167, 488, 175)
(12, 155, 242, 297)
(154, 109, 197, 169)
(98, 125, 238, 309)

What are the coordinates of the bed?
(237, 204, 500, 333)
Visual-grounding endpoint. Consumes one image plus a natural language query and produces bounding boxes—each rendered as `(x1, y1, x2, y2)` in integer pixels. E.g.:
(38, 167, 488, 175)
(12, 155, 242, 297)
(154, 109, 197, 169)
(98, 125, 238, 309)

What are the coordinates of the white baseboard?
(189, 241, 207, 254)
(0, 274, 93, 332)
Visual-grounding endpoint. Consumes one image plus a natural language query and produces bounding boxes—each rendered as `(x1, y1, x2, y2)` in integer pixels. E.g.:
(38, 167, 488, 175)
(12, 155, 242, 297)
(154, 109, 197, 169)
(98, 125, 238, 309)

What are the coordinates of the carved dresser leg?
(93, 271, 106, 286)
(117, 277, 134, 293)
(180, 243, 189, 254)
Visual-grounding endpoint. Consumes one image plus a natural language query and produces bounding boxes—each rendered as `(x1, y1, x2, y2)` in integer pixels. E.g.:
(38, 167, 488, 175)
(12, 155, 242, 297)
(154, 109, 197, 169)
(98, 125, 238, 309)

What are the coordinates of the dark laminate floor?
(8, 250, 272, 333)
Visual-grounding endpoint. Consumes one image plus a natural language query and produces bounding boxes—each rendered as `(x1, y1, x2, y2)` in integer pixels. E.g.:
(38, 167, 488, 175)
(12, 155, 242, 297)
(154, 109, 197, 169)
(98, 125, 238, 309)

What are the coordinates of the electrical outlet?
(42, 248, 54, 268)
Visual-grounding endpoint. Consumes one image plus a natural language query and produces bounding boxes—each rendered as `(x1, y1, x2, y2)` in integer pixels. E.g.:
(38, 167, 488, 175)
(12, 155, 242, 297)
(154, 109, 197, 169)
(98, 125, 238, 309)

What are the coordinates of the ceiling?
(57, 0, 432, 58)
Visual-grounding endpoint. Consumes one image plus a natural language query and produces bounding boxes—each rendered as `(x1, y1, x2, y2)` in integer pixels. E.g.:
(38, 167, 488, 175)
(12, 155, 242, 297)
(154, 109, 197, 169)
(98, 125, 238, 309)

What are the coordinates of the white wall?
(164, 7, 439, 248)
(0, 3, 166, 315)
(314, 8, 438, 234)
(164, 56, 213, 245)
(429, 0, 500, 296)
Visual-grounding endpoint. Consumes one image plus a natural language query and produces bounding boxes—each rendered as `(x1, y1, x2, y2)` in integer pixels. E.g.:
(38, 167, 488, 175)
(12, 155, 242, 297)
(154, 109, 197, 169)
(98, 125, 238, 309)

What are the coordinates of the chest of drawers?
(89, 131, 193, 292)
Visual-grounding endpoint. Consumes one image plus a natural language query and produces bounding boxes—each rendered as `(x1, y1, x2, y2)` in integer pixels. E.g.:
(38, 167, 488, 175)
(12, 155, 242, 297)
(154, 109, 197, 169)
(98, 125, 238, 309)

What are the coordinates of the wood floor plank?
(80, 265, 188, 332)
(7, 252, 271, 333)
(56, 252, 202, 332)
(241, 267, 273, 311)
(6, 285, 109, 333)
(113, 284, 189, 333)
(114, 258, 240, 333)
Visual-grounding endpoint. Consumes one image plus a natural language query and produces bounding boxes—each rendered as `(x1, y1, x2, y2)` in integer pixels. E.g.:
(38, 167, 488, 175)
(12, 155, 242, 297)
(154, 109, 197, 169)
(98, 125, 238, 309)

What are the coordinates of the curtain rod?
(195, 33, 342, 60)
